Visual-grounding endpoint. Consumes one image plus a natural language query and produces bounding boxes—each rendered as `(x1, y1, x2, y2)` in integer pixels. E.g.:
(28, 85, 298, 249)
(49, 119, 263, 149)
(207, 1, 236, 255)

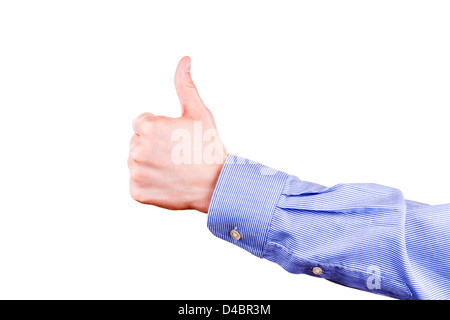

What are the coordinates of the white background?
(0, 1, 449, 300)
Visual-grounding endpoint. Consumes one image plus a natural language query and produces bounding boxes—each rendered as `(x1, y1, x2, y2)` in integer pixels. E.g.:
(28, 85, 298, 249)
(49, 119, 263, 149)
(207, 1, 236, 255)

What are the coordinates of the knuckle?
(133, 113, 154, 133)
(140, 118, 156, 134)
(140, 112, 153, 118)
(129, 145, 145, 162)
(127, 156, 135, 169)
(130, 168, 146, 183)
(185, 80, 196, 89)
(129, 185, 145, 203)
(134, 112, 153, 123)
(129, 133, 139, 147)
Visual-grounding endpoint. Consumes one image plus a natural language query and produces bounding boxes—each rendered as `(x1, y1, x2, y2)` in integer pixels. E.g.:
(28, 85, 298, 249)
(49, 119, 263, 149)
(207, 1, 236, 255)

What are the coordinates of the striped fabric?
(207, 155, 450, 300)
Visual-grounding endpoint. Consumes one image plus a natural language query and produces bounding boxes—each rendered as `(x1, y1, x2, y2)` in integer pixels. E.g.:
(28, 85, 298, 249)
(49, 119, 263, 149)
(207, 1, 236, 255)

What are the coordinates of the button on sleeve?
(207, 155, 288, 257)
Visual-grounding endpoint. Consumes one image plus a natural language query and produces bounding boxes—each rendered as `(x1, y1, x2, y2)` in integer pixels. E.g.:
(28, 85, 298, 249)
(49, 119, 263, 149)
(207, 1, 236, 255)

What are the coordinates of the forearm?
(207, 154, 450, 300)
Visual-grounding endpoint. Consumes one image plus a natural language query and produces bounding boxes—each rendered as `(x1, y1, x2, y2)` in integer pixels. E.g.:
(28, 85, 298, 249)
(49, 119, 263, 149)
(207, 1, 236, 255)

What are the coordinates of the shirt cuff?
(207, 154, 289, 257)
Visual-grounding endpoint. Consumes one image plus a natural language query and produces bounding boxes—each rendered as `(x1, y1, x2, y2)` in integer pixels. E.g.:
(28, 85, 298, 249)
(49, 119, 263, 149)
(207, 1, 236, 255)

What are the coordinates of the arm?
(129, 56, 450, 300)
(207, 155, 450, 300)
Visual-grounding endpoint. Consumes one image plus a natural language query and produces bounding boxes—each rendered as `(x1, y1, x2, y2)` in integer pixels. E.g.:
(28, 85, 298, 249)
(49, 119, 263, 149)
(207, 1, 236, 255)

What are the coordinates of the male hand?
(128, 56, 227, 213)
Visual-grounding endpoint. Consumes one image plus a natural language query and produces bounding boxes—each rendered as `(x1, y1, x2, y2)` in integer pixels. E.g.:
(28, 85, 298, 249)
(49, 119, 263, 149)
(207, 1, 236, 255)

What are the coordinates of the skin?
(128, 56, 228, 213)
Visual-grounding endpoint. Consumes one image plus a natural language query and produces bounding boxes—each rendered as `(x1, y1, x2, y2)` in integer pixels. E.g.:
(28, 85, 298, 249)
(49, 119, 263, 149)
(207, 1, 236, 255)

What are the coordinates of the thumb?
(174, 56, 206, 118)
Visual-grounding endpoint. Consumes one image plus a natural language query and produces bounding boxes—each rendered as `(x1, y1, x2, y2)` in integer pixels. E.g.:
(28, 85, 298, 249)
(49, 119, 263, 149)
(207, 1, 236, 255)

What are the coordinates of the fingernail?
(185, 57, 191, 73)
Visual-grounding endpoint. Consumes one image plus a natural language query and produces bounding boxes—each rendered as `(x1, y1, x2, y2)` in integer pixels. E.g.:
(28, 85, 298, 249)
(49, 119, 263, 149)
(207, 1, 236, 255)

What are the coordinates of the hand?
(128, 56, 228, 213)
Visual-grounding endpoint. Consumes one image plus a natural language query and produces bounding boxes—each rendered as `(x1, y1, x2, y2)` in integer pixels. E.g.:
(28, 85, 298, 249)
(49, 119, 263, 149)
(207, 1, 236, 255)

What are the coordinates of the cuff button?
(229, 229, 241, 241)
(312, 266, 323, 276)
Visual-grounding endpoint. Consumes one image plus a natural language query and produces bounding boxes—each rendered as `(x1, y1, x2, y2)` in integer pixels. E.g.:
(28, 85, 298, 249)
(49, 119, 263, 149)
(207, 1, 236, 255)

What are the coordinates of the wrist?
(188, 162, 224, 213)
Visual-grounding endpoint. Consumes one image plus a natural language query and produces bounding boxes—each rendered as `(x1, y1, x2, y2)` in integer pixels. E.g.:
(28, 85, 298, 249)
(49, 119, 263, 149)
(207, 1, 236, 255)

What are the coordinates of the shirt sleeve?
(207, 154, 450, 300)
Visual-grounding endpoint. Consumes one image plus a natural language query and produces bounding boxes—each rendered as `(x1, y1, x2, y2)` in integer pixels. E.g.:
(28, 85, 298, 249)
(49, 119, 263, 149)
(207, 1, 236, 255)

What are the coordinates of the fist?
(128, 57, 228, 213)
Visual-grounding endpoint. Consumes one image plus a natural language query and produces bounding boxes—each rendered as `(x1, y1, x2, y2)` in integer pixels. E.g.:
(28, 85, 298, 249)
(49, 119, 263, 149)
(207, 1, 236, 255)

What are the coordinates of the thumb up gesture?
(128, 57, 228, 213)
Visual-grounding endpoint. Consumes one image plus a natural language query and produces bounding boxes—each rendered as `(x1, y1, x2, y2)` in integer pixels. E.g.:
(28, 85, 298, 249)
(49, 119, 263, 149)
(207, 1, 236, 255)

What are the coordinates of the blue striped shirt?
(207, 155, 450, 300)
